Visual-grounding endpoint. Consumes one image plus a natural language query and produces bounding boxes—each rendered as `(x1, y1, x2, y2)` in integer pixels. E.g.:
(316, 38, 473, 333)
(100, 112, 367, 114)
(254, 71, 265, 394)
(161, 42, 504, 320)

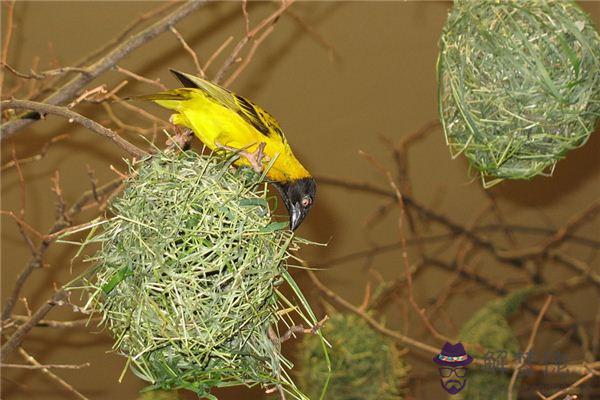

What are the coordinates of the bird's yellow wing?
(169, 70, 287, 144)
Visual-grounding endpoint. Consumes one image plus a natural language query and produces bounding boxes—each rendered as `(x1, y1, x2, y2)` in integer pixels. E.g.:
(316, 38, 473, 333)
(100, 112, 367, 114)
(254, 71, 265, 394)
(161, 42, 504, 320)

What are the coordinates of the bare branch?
(536, 370, 599, 400)
(213, 0, 295, 85)
(1, 289, 68, 361)
(2, 64, 89, 80)
(203, 35, 234, 72)
(1, 362, 90, 370)
(508, 295, 553, 400)
(1, 133, 69, 171)
(272, 315, 329, 344)
(0, 0, 16, 90)
(1, 179, 122, 321)
(308, 268, 599, 375)
(1, 99, 149, 158)
(170, 26, 205, 78)
(0, 0, 205, 139)
(9, 315, 101, 329)
(115, 66, 167, 90)
(17, 347, 90, 400)
(73, 1, 179, 68)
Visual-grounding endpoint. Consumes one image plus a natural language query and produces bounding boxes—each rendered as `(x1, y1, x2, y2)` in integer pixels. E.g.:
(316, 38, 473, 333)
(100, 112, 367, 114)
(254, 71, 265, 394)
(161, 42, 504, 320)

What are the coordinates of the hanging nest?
(438, 0, 600, 186)
(298, 313, 409, 400)
(78, 150, 320, 399)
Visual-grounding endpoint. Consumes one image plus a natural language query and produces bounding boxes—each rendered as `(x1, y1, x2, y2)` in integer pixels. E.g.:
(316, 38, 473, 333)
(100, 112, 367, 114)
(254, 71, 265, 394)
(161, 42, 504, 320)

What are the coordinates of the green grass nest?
(79, 150, 321, 399)
(299, 313, 408, 400)
(438, 0, 600, 186)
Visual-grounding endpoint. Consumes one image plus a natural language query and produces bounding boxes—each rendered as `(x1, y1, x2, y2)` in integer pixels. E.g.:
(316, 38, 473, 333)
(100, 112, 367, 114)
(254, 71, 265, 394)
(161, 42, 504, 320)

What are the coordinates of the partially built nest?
(80, 150, 318, 399)
(299, 313, 409, 400)
(438, 0, 600, 186)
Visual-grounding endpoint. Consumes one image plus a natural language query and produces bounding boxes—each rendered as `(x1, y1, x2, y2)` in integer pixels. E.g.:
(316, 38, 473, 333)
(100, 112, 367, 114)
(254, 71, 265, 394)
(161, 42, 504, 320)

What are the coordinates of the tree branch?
(1, 179, 122, 321)
(1, 289, 68, 361)
(0, 0, 205, 140)
(1, 99, 148, 158)
(508, 295, 553, 400)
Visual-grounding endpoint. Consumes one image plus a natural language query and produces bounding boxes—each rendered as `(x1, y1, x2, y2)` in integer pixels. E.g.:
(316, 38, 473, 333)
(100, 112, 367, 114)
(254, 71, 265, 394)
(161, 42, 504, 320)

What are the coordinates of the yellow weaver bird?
(136, 69, 316, 230)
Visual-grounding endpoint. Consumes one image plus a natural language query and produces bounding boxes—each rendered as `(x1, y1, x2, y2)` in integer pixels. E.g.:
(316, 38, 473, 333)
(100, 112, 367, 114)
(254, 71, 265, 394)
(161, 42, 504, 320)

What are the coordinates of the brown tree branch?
(170, 26, 205, 78)
(1, 289, 68, 361)
(0, 0, 205, 139)
(508, 295, 553, 400)
(213, 0, 295, 85)
(536, 370, 599, 400)
(2, 64, 89, 80)
(1, 362, 90, 370)
(17, 346, 89, 400)
(9, 315, 101, 329)
(1, 99, 149, 158)
(1, 179, 122, 321)
(308, 268, 598, 375)
(0, 0, 16, 90)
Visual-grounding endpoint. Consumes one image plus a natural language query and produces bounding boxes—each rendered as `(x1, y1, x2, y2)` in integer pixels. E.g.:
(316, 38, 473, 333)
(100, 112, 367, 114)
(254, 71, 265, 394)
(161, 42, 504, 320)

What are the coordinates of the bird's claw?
(215, 141, 268, 173)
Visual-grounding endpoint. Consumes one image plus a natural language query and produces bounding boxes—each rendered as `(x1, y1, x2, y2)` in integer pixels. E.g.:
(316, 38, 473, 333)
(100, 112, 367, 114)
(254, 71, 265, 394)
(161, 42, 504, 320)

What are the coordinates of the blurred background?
(1, 1, 599, 399)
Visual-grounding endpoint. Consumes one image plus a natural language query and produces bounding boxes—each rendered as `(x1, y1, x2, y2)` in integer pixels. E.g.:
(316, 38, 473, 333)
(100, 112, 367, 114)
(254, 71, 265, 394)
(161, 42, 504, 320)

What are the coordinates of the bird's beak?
(290, 204, 304, 231)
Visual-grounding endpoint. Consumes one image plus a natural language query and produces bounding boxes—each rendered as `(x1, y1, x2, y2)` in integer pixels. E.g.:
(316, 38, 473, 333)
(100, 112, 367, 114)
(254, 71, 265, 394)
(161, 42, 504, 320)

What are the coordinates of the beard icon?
(441, 378, 466, 395)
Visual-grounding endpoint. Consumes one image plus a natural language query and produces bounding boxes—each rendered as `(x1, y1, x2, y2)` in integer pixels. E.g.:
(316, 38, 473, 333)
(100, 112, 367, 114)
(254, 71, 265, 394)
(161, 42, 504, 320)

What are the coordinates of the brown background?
(2, 1, 599, 399)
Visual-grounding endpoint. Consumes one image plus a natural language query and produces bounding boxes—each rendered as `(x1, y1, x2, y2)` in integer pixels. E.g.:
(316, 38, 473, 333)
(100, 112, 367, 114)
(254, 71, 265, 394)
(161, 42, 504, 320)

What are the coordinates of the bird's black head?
(273, 178, 316, 231)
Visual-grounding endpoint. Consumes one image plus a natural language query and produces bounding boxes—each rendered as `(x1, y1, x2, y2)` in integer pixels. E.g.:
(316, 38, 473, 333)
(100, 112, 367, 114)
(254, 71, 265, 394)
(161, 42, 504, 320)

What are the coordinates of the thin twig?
(17, 347, 90, 400)
(110, 94, 168, 125)
(0, 0, 16, 90)
(308, 267, 598, 375)
(0, 0, 205, 139)
(203, 35, 234, 72)
(74, 1, 179, 68)
(1, 362, 90, 370)
(1, 99, 148, 158)
(498, 199, 600, 260)
(9, 315, 101, 329)
(170, 26, 205, 78)
(1, 133, 69, 171)
(508, 295, 553, 400)
(67, 84, 107, 108)
(287, 9, 340, 62)
(224, 24, 275, 87)
(536, 371, 599, 400)
(213, 0, 295, 85)
(274, 315, 329, 343)
(1, 289, 68, 361)
(2, 64, 89, 80)
(360, 149, 453, 343)
(115, 65, 167, 90)
(306, 269, 441, 355)
(1, 179, 122, 321)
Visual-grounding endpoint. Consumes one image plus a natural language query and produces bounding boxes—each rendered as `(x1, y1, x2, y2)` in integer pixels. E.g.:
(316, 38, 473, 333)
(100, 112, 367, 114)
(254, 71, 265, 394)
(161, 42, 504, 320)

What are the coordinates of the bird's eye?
(301, 196, 312, 208)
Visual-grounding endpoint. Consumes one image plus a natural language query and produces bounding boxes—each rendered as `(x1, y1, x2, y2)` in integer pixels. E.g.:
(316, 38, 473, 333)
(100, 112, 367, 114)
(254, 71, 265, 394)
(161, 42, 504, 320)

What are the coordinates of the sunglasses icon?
(439, 367, 467, 377)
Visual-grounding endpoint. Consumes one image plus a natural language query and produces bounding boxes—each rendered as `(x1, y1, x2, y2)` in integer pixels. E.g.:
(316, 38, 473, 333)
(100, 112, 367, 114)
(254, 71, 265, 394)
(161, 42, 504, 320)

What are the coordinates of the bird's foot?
(166, 126, 194, 150)
(216, 141, 268, 173)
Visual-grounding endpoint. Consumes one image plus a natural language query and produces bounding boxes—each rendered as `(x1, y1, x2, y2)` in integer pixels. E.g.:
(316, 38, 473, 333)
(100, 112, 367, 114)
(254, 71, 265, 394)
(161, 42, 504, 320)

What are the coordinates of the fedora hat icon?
(433, 342, 473, 367)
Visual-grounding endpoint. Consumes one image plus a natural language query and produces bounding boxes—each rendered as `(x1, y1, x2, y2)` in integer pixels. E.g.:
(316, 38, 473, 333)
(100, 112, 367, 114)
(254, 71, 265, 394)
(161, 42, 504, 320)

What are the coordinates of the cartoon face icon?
(433, 342, 473, 395)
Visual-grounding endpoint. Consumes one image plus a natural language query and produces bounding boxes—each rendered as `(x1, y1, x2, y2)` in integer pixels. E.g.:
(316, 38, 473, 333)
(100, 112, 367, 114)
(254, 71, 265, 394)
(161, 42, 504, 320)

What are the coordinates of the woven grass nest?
(299, 313, 409, 400)
(438, 0, 600, 186)
(79, 150, 321, 399)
